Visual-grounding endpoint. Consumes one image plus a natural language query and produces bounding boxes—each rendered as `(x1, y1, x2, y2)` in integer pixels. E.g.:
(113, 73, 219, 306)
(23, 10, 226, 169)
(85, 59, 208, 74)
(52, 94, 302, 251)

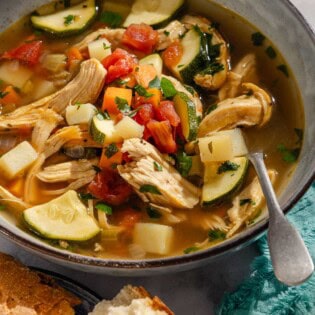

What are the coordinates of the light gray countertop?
(0, 1, 314, 314)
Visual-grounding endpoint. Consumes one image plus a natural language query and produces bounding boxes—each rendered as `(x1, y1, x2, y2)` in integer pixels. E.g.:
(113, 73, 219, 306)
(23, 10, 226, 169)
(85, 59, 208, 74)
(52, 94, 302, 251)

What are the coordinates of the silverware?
(248, 151, 314, 286)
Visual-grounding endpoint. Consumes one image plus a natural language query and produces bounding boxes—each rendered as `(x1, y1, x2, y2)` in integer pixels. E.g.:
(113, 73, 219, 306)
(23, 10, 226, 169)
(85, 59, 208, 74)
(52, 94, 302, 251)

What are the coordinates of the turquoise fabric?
(217, 182, 315, 315)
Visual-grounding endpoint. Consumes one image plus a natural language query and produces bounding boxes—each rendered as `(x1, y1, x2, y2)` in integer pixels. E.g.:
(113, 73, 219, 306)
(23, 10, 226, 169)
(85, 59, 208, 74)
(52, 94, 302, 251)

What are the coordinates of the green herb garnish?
(99, 11, 122, 28)
(251, 32, 265, 46)
(115, 97, 130, 113)
(139, 184, 162, 195)
(105, 143, 118, 158)
(160, 77, 177, 98)
(200, 62, 224, 76)
(103, 43, 111, 50)
(153, 161, 163, 172)
(95, 202, 112, 215)
(148, 76, 161, 89)
(64, 14, 76, 26)
(265, 46, 277, 59)
(134, 85, 153, 98)
(217, 161, 240, 174)
(277, 144, 300, 163)
(147, 206, 162, 219)
(116, 79, 128, 85)
(184, 246, 200, 254)
(163, 30, 170, 36)
(208, 229, 226, 241)
(78, 193, 95, 200)
(176, 151, 192, 177)
(277, 64, 289, 77)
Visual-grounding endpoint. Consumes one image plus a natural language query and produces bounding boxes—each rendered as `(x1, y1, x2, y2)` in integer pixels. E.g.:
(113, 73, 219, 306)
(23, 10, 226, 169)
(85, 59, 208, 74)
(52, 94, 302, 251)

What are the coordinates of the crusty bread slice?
(0, 253, 81, 315)
(90, 285, 174, 315)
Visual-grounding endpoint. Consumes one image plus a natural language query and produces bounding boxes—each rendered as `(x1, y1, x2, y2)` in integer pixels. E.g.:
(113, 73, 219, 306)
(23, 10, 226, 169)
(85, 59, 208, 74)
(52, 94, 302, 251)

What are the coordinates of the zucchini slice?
(31, 0, 98, 37)
(202, 157, 249, 206)
(23, 190, 100, 241)
(173, 92, 199, 141)
(171, 27, 208, 84)
(123, 0, 184, 29)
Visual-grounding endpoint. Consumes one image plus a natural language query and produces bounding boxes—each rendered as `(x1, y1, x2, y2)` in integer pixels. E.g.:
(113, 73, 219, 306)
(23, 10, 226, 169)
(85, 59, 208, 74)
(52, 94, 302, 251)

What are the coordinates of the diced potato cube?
(0, 141, 38, 179)
(66, 103, 97, 125)
(133, 223, 174, 255)
(88, 38, 112, 62)
(198, 134, 233, 162)
(208, 128, 248, 157)
(33, 80, 56, 100)
(0, 61, 33, 89)
(115, 116, 144, 140)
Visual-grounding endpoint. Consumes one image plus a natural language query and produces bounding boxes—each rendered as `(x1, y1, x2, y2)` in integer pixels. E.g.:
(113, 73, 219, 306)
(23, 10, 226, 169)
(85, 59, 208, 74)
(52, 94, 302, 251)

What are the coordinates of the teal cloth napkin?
(217, 182, 315, 315)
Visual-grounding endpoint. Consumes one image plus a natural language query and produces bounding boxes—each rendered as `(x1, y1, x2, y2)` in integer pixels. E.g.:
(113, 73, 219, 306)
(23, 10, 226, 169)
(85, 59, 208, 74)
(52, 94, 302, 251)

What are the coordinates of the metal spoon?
(248, 151, 314, 286)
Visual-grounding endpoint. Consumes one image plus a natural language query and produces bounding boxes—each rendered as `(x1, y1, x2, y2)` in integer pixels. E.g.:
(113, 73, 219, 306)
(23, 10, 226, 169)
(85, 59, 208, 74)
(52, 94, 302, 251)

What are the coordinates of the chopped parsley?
(134, 85, 153, 98)
(200, 62, 224, 76)
(163, 30, 170, 36)
(147, 206, 162, 219)
(208, 229, 226, 241)
(103, 43, 111, 50)
(139, 184, 162, 195)
(217, 161, 240, 174)
(0, 205, 5, 211)
(205, 104, 218, 115)
(277, 144, 300, 163)
(92, 165, 101, 173)
(265, 46, 277, 59)
(105, 143, 119, 158)
(64, 14, 76, 26)
(251, 32, 265, 46)
(148, 76, 161, 89)
(153, 161, 163, 172)
(277, 64, 289, 77)
(99, 11, 122, 28)
(176, 151, 192, 177)
(78, 193, 95, 200)
(95, 202, 112, 215)
(184, 246, 200, 254)
(240, 198, 255, 206)
(115, 97, 130, 113)
(116, 79, 128, 85)
(0, 91, 9, 99)
(160, 77, 177, 98)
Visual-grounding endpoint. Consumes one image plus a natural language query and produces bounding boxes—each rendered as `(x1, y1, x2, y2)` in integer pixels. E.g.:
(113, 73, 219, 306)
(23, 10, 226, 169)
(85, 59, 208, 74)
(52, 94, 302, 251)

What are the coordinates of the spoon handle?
(249, 152, 314, 286)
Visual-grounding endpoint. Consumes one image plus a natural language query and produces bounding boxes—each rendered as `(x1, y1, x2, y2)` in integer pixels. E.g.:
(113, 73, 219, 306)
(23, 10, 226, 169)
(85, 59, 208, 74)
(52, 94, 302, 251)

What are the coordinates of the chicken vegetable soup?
(0, 0, 303, 259)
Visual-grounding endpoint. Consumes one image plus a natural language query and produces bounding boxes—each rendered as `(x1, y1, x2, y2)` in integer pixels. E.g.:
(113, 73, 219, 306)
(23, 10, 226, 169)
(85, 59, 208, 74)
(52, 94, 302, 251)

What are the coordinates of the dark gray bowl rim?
(0, 0, 314, 270)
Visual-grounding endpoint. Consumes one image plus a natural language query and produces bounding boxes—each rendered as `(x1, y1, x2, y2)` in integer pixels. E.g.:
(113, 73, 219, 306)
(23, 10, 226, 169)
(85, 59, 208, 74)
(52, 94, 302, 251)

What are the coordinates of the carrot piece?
(66, 47, 83, 67)
(102, 87, 133, 115)
(99, 143, 123, 169)
(0, 86, 21, 106)
(8, 177, 24, 198)
(134, 64, 157, 88)
(135, 88, 161, 109)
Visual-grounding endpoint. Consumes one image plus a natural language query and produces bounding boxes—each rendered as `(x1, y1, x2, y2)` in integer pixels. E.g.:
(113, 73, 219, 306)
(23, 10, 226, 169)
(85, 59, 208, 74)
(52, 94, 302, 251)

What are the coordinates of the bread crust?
(0, 253, 81, 315)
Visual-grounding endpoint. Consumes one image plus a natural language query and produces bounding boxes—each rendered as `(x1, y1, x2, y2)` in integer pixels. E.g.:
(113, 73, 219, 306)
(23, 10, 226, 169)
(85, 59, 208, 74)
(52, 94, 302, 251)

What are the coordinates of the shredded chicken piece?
(118, 139, 200, 209)
(162, 74, 203, 117)
(74, 28, 125, 51)
(37, 159, 97, 183)
(182, 15, 229, 90)
(218, 54, 258, 101)
(31, 109, 63, 152)
(157, 20, 186, 50)
(226, 170, 277, 238)
(0, 186, 30, 213)
(198, 82, 273, 136)
(149, 203, 187, 225)
(0, 59, 106, 122)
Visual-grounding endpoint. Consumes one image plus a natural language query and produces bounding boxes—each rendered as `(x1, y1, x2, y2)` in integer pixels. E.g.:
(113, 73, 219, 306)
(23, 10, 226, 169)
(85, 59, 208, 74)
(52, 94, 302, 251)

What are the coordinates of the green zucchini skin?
(31, 0, 99, 38)
(201, 157, 249, 207)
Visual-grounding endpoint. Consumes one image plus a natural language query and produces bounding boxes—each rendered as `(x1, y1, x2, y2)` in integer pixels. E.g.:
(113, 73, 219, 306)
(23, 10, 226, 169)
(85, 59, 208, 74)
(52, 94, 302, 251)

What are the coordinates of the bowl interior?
(0, 0, 314, 274)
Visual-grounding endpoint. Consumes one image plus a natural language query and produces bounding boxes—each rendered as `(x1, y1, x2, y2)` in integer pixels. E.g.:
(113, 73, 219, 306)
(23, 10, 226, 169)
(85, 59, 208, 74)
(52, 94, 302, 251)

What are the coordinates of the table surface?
(1, 1, 314, 314)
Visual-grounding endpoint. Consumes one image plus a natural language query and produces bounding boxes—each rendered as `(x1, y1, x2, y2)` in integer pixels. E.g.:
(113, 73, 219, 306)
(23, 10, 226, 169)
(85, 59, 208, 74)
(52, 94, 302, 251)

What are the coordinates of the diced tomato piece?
(162, 41, 183, 68)
(155, 100, 180, 127)
(134, 88, 161, 109)
(122, 24, 158, 54)
(88, 170, 133, 206)
(146, 120, 177, 153)
(114, 207, 143, 228)
(133, 103, 154, 125)
(102, 48, 138, 84)
(1, 40, 43, 66)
